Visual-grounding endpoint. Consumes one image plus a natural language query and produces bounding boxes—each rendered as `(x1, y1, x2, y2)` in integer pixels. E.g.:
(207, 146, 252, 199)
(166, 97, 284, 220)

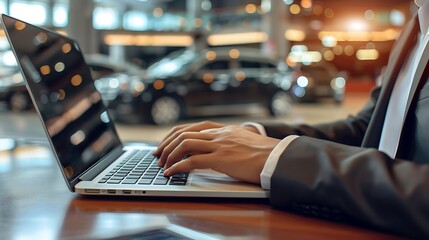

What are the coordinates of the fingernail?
(163, 168, 170, 176)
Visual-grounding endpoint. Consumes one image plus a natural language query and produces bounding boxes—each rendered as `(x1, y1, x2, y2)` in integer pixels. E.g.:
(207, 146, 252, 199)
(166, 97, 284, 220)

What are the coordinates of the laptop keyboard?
(97, 149, 188, 186)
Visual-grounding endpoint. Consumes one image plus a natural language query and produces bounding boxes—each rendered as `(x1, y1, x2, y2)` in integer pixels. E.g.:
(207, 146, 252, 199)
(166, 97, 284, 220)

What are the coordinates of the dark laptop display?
(2, 16, 122, 184)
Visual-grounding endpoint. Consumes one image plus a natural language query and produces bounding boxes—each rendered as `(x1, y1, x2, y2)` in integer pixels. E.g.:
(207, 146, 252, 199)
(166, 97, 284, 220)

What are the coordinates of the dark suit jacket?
(264, 15, 429, 238)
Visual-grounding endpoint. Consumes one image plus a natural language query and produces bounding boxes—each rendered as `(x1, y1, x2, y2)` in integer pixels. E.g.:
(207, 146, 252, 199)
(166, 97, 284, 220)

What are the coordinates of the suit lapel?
(362, 15, 419, 148)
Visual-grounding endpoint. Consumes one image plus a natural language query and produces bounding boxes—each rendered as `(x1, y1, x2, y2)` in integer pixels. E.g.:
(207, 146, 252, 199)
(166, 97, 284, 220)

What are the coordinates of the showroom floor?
(0, 92, 370, 143)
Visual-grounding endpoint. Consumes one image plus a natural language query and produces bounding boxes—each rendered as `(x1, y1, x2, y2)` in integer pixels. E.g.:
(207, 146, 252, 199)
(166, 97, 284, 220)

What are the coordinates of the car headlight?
(130, 81, 145, 94)
(331, 77, 346, 89)
(297, 76, 309, 88)
(108, 78, 120, 89)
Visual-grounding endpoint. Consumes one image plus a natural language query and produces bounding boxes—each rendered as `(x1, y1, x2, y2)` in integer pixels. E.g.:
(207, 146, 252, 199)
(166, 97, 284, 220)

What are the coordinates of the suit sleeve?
(260, 87, 381, 147)
(270, 136, 429, 238)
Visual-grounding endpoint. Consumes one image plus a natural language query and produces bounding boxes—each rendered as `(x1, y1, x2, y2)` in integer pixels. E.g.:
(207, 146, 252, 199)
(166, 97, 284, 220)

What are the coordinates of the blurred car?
(96, 48, 293, 125)
(0, 69, 30, 111)
(0, 53, 144, 111)
(85, 54, 144, 80)
(289, 63, 346, 103)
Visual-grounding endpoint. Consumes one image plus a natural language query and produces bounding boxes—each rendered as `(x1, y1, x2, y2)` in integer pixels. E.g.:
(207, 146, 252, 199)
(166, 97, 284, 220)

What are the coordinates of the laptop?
(1, 14, 268, 198)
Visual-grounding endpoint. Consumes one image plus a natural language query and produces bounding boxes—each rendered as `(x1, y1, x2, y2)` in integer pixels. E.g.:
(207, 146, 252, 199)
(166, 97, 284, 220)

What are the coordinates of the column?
(186, 0, 206, 51)
(262, 0, 289, 60)
(67, 0, 98, 54)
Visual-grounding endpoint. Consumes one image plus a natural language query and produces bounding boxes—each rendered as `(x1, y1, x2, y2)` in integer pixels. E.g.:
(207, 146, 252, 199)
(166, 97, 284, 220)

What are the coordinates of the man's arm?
(271, 136, 429, 238)
(260, 87, 381, 147)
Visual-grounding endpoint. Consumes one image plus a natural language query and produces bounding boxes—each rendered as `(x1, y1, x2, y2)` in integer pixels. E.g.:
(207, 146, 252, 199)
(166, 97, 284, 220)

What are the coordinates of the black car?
(289, 63, 347, 103)
(85, 54, 144, 80)
(97, 48, 293, 125)
(0, 69, 30, 111)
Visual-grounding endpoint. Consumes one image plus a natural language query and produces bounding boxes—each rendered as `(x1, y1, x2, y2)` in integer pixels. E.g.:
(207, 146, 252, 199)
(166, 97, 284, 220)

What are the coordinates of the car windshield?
(146, 50, 197, 78)
(301, 66, 334, 81)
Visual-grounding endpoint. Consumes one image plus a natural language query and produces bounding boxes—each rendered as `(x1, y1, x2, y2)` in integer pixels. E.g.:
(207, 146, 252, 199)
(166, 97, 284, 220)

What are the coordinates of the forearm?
(260, 87, 381, 146)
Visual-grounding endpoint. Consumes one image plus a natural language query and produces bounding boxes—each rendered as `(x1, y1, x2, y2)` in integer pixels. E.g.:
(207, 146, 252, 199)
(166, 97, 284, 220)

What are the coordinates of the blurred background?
(0, 0, 416, 144)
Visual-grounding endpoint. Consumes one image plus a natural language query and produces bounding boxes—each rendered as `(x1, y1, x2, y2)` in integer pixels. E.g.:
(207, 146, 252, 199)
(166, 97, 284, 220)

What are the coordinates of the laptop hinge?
(79, 146, 124, 181)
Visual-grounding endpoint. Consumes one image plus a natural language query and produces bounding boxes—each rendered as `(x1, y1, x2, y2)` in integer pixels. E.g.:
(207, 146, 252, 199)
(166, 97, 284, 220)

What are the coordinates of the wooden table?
(0, 142, 404, 240)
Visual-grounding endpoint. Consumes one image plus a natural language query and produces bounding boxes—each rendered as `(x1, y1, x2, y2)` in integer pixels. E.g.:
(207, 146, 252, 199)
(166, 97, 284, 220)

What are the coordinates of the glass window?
(0, 1, 6, 14)
(204, 60, 229, 70)
(53, 3, 68, 27)
(124, 11, 148, 31)
(240, 60, 261, 69)
(240, 60, 276, 69)
(10, 1, 47, 25)
(93, 6, 120, 30)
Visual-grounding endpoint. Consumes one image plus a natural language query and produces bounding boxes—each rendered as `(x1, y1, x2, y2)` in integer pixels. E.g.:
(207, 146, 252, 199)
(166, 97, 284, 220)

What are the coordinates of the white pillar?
(262, 0, 289, 59)
(67, 0, 98, 54)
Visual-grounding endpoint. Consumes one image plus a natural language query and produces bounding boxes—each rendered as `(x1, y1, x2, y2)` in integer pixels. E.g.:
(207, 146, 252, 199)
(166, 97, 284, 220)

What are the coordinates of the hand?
(153, 120, 261, 157)
(156, 125, 280, 184)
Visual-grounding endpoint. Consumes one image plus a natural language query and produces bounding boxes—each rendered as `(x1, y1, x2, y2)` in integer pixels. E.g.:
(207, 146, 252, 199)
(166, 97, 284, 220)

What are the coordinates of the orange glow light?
(245, 4, 257, 14)
(153, 79, 165, 90)
(62, 43, 72, 53)
(301, 0, 312, 9)
(206, 51, 217, 61)
(14, 21, 26, 31)
(203, 73, 214, 84)
(290, 4, 301, 14)
(71, 75, 83, 86)
(229, 49, 240, 59)
(40, 65, 51, 75)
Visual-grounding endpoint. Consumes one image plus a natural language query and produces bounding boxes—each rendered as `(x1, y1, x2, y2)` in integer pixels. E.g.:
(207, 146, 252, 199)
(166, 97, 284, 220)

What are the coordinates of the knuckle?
(171, 125, 181, 132)
(178, 132, 190, 140)
(176, 132, 185, 141)
(181, 139, 193, 148)
(159, 152, 168, 162)
(185, 156, 197, 168)
(202, 120, 216, 127)
(202, 120, 212, 125)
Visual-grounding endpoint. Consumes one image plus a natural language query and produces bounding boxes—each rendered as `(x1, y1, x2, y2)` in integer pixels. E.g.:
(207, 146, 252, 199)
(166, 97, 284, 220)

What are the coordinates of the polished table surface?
(0, 141, 405, 240)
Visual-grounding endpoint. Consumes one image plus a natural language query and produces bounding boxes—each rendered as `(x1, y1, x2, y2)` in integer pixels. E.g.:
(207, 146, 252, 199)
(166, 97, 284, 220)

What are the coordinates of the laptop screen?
(2, 15, 122, 185)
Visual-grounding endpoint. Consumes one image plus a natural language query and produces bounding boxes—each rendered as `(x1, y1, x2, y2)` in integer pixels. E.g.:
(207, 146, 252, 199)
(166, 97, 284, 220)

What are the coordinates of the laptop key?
(141, 175, 155, 179)
(170, 173, 188, 179)
(126, 175, 139, 179)
(138, 179, 153, 185)
(107, 180, 121, 184)
(122, 179, 138, 184)
(169, 180, 187, 185)
(111, 176, 124, 180)
(153, 178, 169, 185)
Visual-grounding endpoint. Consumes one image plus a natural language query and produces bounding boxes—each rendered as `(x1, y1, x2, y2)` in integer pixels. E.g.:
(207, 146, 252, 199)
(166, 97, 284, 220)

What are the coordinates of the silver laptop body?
(2, 14, 268, 198)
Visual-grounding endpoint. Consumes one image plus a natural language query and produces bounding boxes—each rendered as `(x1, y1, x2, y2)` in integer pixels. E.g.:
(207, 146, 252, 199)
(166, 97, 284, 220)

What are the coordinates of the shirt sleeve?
(260, 135, 300, 190)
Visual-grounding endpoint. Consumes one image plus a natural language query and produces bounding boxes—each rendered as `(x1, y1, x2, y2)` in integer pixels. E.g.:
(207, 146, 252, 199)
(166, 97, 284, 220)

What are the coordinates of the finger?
(152, 124, 189, 156)
(163, 139, 215, 170)
(154, 121, 223, 156)
(164, 153, 214, 177)
(158, 123, 189, 143)
(158, 132, 214, 167)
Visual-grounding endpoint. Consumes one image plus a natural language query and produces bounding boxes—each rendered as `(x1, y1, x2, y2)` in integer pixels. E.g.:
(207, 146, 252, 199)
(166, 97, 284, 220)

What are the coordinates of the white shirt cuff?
(260, 135, 300, 190)
(241, 122, 267, 136)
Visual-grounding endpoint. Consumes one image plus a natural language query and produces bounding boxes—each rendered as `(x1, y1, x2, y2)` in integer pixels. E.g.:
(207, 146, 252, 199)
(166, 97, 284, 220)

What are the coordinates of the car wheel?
(8, 91, 30, 112)
(269, 91, 292, 116)
(150, 96, 183, 125)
